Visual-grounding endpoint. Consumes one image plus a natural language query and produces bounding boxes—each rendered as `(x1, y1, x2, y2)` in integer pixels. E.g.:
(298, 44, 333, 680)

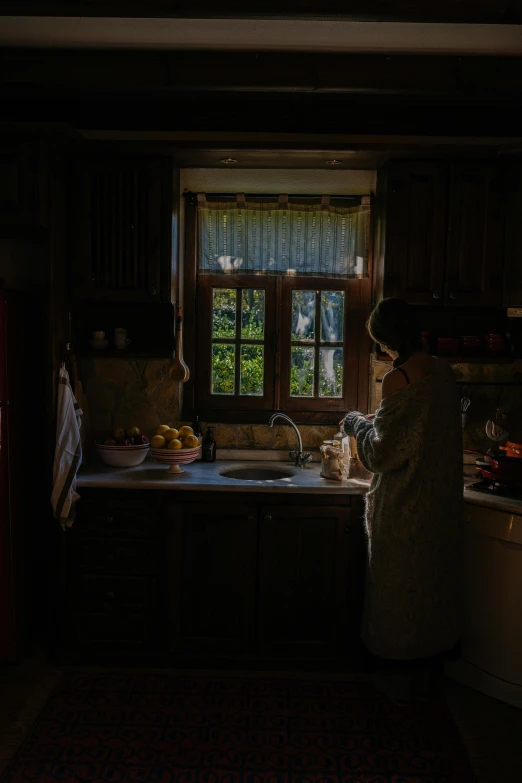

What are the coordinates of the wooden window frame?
(197, 275, 277, 412)
(279, 277, 361, 415)
(182, 194, 371, 424)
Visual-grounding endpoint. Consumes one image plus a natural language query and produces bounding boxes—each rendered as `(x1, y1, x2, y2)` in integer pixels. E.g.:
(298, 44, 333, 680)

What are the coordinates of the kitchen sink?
(220, 467, 295, 481)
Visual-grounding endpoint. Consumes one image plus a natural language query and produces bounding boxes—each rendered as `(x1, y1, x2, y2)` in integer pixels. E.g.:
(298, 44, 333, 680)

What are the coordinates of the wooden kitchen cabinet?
(257, 504, 364, 657)
(446, 163, 505, 306)
(70, 154, 173, 302)
(376, 160, 506, 307)
(59, 490, 365, 668)
(0, 141, 46, 231)
(503, 162, 522, 307)
(168, 502, 258, 654)
(378, 162, 448, 305)
(59, 491, 168, 661)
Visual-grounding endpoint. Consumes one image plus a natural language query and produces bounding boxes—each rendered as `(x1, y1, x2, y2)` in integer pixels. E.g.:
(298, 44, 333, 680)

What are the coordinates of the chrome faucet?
(269, 412, 312, 468)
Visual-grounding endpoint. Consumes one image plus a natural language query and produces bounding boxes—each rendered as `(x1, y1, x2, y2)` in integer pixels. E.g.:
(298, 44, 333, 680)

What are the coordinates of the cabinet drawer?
(77, 538, 158, 575)
(74, 611, 150, 645)
(77, 504, 159, 539)
(75, 574, 153, 613)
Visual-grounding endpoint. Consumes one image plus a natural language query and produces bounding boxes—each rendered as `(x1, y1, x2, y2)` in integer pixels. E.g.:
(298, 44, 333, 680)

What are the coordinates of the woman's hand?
(341, 411, 365, 435)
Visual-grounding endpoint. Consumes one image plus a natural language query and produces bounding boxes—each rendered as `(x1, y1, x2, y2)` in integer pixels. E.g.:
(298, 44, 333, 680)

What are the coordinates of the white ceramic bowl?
(150, 445, 199, 474)
(95, 442, 150, 467)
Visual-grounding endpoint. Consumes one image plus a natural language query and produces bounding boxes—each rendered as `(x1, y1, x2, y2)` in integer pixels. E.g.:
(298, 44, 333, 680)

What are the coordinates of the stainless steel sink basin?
(220, 467, 294, 481)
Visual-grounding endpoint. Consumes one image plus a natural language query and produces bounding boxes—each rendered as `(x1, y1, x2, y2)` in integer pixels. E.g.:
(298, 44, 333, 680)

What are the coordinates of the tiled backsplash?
(80, 355, 522, 456)
(80, 358, 339, 450)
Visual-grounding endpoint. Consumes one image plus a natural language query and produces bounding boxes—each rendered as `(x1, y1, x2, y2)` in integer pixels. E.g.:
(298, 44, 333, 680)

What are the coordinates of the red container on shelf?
(436, 337, 459, 356)
(484, 333, 507, 355)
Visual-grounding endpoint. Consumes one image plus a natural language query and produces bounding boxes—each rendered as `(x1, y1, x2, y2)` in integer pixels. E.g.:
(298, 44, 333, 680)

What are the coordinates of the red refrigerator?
(0, 290, 23, 663)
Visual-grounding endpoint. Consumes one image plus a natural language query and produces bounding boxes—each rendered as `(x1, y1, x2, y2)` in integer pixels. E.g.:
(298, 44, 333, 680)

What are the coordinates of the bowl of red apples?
(95, 426, 150, 467)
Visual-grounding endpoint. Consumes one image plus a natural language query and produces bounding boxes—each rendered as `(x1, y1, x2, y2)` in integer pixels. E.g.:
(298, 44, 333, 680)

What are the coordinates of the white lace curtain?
(198, 195, 371, 277)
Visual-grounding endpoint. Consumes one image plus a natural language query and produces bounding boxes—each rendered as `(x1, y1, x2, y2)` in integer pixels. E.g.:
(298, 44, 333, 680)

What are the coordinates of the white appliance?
(447, 502, 522, 708)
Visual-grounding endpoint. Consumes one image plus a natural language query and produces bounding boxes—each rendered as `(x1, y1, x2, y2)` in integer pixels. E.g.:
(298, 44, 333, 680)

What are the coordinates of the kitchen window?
(183, 193, 372, 423)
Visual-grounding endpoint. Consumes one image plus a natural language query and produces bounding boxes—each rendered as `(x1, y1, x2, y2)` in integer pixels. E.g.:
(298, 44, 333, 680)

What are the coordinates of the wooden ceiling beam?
(2, 49, 522, 98)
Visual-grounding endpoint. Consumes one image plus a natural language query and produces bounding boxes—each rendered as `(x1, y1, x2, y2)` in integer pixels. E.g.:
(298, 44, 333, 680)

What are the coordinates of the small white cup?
(114, 328, 131, 349)
(93, 330, 105, 341)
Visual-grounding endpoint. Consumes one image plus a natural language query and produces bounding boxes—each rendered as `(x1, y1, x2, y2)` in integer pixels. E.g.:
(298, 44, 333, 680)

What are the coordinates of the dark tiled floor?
(1, 654, 521, 783)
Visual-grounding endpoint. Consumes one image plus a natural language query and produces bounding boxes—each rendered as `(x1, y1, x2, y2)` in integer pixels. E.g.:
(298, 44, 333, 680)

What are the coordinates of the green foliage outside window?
(211, 286, 344, 398)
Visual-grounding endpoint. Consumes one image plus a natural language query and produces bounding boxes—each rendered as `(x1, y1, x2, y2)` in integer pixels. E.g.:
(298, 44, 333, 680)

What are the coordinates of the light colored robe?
(350, 360, 463, 660)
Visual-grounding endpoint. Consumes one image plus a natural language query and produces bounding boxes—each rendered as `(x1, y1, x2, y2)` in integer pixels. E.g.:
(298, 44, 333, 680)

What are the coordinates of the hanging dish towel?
(51, 366, 83, 529)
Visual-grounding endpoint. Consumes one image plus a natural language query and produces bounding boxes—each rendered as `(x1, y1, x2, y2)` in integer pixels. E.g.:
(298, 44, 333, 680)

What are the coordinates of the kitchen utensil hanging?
(169, 305, 190, 382)
(485, 389, 509, 442)
(460, 387, 472, 428)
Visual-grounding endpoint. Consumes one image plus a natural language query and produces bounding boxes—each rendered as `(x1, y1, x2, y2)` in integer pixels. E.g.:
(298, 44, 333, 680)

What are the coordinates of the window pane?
(212, 344, 235, 394)
(241, 289, 265, 339)
(292, 290, 315, 342)
(319, 348, 343, 398)
(212, 289, 236, 338)
(290, 346, 314, 397)
(320, 291, 344, 343)
(240, 345, 264, 396)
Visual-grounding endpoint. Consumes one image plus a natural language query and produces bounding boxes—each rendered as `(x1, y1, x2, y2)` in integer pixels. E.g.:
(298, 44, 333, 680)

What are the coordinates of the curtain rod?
(183, 192, 367, 201)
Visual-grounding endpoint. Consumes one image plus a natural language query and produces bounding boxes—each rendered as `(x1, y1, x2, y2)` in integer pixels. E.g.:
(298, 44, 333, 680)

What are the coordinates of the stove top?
(468, 480, 522, 500)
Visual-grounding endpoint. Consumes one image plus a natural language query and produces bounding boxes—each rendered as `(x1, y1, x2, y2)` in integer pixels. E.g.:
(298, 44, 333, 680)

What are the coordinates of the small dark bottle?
(192, 413, 203, 459)
(202, 426, 216, 462)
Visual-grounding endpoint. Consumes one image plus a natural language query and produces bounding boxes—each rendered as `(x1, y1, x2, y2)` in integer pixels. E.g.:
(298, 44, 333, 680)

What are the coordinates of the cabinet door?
(0, 142, 44, 229)
(504, 163, 522, 306)
(258, 505, 364, 657)
(71, 155, 173, 302)
(382, 162, 447, 304)
(63, 495, 167, 659)
(446, 163, 505, 306)
(168, 503, 258, 653)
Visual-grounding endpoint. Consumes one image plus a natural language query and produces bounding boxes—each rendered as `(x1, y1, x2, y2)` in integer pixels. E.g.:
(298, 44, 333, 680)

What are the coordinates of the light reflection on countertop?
(77, 458, 369, 495)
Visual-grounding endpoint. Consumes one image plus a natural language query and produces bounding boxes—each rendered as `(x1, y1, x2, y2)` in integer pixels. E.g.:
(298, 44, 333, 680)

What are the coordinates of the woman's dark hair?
(367, 298, 423, 362)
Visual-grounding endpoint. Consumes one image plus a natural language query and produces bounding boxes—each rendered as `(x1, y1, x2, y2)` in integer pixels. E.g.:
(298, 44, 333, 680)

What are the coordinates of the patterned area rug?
(0, 671, 475, 783)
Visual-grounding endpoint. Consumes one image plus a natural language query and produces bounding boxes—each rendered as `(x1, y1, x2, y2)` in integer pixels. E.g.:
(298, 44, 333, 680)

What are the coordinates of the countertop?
(77, 458, 370, 495)
(77, 454, 522, 515)
(463, 477, 522, 516)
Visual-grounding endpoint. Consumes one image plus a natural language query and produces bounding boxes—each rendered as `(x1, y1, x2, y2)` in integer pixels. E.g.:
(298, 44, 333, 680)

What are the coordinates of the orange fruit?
(178, 425, 194, 439)
(184, 435, 200, 448)
(154, 425, 170, 436)
(151, 435, 166, 449)
(167, 439, 183, 450)
(164, 428, 179, 441)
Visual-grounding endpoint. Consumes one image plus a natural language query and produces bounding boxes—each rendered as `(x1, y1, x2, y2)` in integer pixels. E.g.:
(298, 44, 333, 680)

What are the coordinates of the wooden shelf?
(374, 354, 515, 364)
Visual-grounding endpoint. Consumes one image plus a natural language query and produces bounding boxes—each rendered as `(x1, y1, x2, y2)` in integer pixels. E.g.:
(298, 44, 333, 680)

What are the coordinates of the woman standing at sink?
(342, 298, 462, 705)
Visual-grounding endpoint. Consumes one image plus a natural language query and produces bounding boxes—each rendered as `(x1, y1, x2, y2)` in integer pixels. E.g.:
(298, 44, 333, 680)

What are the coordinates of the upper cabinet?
(446, 163, 504, 307)
(377, 160, 506, 307)
(378, 162, 447, 305)
(70, 154, 174, 302)
(0, 141, 47, 232)
(504, 162, 522, 308)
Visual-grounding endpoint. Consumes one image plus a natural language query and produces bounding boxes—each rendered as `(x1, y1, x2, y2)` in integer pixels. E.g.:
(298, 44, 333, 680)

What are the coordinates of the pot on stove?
(465, 450, 522, 485)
